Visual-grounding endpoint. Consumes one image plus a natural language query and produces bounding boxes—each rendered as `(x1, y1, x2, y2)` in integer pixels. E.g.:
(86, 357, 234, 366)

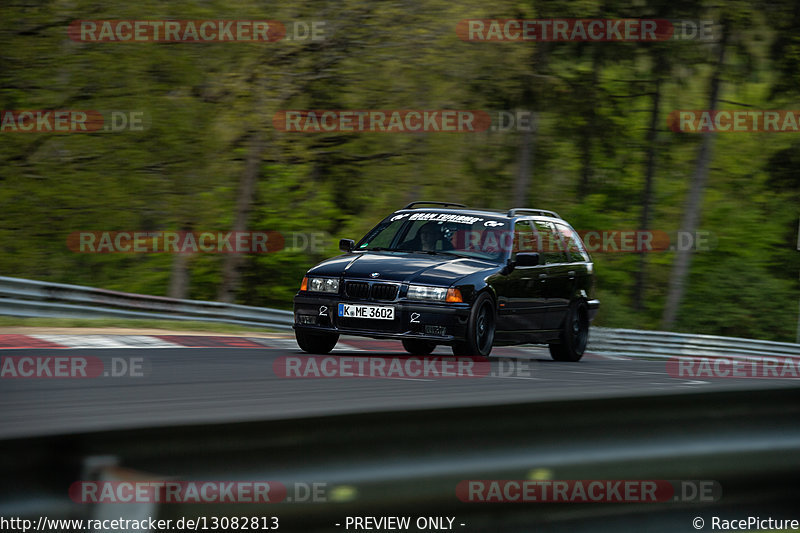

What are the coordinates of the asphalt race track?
(3, 334, 800, 533)
(2, 336, 799, 440)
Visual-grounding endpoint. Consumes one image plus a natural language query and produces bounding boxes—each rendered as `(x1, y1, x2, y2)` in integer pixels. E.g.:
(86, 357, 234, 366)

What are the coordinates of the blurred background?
(1, 0, 799, 341)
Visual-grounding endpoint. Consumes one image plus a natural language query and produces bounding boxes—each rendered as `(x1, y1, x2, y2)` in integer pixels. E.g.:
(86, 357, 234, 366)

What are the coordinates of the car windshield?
(356, 211, 510, 262)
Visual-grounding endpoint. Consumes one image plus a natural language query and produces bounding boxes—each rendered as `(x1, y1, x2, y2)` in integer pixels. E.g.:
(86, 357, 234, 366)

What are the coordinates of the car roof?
(390, 206, 566, 223)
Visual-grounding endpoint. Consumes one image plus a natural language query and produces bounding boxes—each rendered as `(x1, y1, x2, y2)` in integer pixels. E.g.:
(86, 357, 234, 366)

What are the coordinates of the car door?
(555, 220, 593, 301)
(493, 220, 547, 339)
(532, 220, 572, 330)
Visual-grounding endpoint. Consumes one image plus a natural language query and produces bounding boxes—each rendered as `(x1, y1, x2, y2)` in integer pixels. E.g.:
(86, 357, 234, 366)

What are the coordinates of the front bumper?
(293, 293, 471, 343)
(587, 299, 600, 321)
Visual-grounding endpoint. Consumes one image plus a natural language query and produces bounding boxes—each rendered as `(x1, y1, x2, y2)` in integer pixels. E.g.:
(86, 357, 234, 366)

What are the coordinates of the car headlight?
(407, 285, 464, 302)
(306, 277, 340, 293)
(407, 285, 447, 301)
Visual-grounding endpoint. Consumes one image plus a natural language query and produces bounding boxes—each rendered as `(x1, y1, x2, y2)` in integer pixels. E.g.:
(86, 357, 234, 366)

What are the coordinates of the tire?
(402, 339, 437, 355)
(549, 300, 589, 362)
(295, 330, 339, 354)
(451, 292, 495, 357)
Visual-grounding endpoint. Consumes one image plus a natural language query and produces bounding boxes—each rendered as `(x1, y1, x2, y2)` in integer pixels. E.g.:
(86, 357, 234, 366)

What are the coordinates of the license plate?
(338, 303, 395, 320)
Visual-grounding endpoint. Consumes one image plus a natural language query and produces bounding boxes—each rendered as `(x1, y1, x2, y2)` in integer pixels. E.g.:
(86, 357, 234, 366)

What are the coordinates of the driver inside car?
(399, 221, 453, 252)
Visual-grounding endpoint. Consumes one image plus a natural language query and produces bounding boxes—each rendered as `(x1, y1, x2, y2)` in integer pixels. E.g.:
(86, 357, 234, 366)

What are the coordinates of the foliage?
(0, 0, 798, 341)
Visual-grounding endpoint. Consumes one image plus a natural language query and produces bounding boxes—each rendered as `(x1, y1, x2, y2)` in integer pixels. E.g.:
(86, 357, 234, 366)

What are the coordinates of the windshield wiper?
(366, 248, 447, 255)
(440, 250, 496, 261)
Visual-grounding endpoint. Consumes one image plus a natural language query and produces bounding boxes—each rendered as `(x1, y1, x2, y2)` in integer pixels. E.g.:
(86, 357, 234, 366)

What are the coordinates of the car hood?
(307, 252, 497, 285)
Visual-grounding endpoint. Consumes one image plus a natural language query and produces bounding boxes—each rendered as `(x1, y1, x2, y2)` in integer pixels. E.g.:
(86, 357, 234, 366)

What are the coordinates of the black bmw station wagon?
(293, 202, 599, 361)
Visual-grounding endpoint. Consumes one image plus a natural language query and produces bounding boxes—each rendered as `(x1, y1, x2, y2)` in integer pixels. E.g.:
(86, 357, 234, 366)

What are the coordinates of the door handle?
(568, 270, 576, 278)
(539, 273, 547, 279)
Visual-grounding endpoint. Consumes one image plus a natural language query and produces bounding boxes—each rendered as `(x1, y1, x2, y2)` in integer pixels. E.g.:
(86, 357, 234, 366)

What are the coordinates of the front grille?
(346, 281, 370, 299)
(344, 280, 398, 301)
(371, 283, 399, 301)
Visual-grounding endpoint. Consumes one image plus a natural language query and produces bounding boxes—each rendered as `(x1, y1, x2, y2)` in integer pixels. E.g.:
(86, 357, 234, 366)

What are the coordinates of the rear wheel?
(549, 300, 589, 362)
(402, 339, 437, 355)
(451, 292, 495, 357)
(295, 330, 339, 354)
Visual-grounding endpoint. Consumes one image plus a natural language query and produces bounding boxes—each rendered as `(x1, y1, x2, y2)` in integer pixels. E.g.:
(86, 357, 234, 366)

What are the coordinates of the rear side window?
(532, 220, 567, 264)
(512, 220, 537, 257)
(555, 223, 590, 263)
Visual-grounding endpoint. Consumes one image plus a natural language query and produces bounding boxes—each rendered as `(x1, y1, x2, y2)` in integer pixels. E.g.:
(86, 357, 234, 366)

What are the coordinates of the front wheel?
(295, 330, 339, 354)
(549, 301, 589, 362)
(402, 339, 437, 355)
(451, 292, 495, 357)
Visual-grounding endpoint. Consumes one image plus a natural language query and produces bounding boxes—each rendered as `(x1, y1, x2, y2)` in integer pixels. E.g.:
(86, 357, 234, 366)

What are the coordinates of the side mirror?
(339, 238, 355, 253)
(502, 258, 515, 275)
(516, 252, 540, 267)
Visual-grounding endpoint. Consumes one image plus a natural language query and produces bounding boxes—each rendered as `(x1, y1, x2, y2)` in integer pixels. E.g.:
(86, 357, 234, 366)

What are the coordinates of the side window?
(556, 223, 590, 263)
(512, 220, 536, 257)
(533, 220, 568, 264)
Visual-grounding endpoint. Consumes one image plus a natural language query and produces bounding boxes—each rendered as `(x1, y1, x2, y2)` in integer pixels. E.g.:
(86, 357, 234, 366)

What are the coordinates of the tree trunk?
(217, 131, 264, 303)
(167, 223, 193, 299)
(512, 44, 548, 205)
(578, 46, 601, 200)
(633, 68, 663, 311)
(661, 28, 728, 329)
(167, 250, 191, 299)
(511, 115, 538, 203)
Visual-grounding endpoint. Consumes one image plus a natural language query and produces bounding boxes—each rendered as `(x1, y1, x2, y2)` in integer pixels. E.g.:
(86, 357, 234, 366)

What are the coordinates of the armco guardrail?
(587, 326, 800, 360)
(3, 388, 800, 532)
(0, 276, 293, 330)
(1, 275, 798, 356)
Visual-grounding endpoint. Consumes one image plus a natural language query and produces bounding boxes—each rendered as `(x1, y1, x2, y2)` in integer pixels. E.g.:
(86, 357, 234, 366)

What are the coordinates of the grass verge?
(0, 316, 284, 335)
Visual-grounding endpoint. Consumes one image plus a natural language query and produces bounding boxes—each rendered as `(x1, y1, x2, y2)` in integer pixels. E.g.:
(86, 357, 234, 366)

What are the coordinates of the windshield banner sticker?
(408, 212, 485, 224)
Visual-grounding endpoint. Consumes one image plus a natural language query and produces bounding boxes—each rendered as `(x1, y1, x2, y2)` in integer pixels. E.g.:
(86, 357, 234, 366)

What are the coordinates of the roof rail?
(507, 208, 561, 219)
(403, 201, 467, 209)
